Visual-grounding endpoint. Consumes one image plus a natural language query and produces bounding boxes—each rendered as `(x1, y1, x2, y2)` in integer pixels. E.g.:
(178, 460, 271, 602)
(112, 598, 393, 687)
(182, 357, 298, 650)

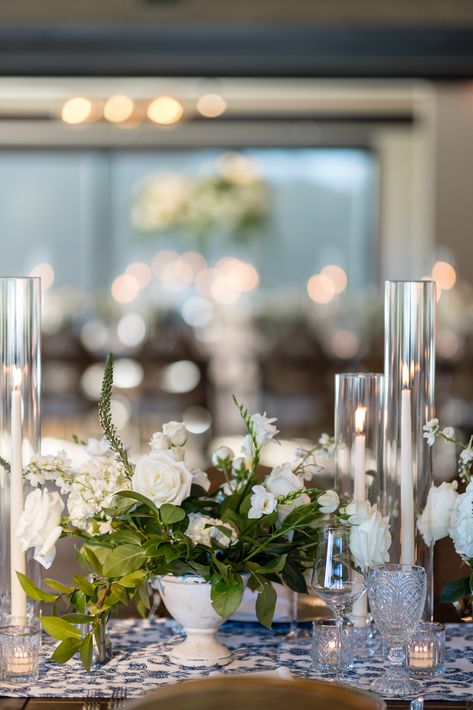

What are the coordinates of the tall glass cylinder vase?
(0, 277, 41, 622)
(384, 280, 435, 618)
(334, 373, 385, 507)
(334, 373, 384, 646)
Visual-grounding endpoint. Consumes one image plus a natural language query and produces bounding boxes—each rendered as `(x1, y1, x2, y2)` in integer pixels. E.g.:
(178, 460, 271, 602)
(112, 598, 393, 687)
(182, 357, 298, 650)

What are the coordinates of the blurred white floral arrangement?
(418, 419, 473, 603)
(131, 153, 268, 247)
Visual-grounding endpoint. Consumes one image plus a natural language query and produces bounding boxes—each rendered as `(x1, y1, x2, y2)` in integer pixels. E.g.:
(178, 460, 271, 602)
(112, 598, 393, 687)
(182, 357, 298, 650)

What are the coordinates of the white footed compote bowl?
(155, 575, 237, 668)
(366, 564, 427, 698)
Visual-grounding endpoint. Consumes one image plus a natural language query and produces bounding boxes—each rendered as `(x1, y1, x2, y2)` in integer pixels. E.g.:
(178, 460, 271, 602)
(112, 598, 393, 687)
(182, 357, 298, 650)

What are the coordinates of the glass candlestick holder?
(334, 373, 384, 632)
(0, 277, 41, 622)
(383, 280, 435, 618)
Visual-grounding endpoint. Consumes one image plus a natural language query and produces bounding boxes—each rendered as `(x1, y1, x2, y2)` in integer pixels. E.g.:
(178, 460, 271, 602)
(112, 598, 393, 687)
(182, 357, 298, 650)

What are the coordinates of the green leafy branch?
(0, 455, 10, 473)
(98, 353, 134, 478)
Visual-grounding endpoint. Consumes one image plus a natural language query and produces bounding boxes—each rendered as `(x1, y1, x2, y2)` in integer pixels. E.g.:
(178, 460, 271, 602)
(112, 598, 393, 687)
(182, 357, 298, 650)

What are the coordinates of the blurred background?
(1, 0, 473, 486)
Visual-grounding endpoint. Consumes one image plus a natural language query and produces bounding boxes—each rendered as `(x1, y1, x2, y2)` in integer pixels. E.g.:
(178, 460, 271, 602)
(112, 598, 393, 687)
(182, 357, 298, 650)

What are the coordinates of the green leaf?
(211, 573, 244, 618)
(281, 558, 308, 594)
(159, 503, 186, 525)
(17, 572, 58, 603)
(256, 583, 277, 629)
(80, 634, 93, 672)
(73, 575, 96, 597)
(137, 580, 151, 610)
(111, 583, 129, 606)
(50, 637, 82, 664)
(62, 613, 95, 624)
(440, 577, 471, 604)
(102, 544, 146, 578)
(115, 490, 159, 517)
(248, 555, 287, 575)
(71, 590, 87, 613)
(41, 617, 83, 641)
(43, 579, 74, 595)
(118, 570, 147, 588)
(98, 353, 134, 477)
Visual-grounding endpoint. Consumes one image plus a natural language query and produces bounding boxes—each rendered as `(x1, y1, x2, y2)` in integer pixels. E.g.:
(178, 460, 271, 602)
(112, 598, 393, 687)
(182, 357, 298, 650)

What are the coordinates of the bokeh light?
(321, 264, 348, 294)
(151, 250, 179, 276)
(147, 97, 184, 125)
(181, 297, 214, 328)
(307, 273, 335, 304)
(113, 358, 144, 389)
(432, 261, 456, 290)
(161, 258, 194, 291)
(104, 95, 134, 124)
(30, 262, 55, 291)
(161, 360, 201, 393)
(61, 97, 93, 125)
(437, 329, 461, 359)
(330, 329, 360, 359)
(111, 274, 140, 303)
(80, 320, 109, 353)
(117, 313, 147, 348)
(196, 94, 227, 118)
(125, 261, 152, 289)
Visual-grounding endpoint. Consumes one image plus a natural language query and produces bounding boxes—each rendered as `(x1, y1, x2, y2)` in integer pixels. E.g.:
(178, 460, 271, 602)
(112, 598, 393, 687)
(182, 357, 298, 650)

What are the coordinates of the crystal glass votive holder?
(0, 623, 40, 683)
(347, 612, 382, 659)
(406, 622, 445, 677)
(311, 619, 354, 673)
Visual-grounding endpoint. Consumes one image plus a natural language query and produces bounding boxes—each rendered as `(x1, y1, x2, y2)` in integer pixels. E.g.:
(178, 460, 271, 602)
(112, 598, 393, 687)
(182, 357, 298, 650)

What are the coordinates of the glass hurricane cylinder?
(334, 373, 384, 635)
(334, 373, 385, 507)
(0, 278, 41, 622)
(383, 280, 435, 618)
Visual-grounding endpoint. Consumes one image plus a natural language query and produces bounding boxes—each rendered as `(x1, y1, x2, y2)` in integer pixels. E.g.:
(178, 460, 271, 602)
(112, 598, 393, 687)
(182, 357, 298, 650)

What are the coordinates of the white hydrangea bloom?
(449, 482, 473, 560)
(67, 457, 131, 534)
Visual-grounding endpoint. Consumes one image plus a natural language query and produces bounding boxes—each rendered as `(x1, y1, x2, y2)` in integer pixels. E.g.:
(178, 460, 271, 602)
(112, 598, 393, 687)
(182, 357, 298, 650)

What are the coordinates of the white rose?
(211, 446, 234, 467)
(250, 412, 279, 447)
(248, 485, 277, 519)
(186, 513, 237, 548)
(162, 421, 187, 447)
(149, 432, 170, 451)
(417, 481, 459, 545)
(347, 500, 391, 572)
(172, 447, 186, 462)
(192, 469, 211, 492)
(318, 490, 340, 514)
(449, 482, 473, 559)
(86, 437, 112, 457)
(265, 463, 302, 498)
(132, 453, 192, 508)
(16, 489, 64, 569)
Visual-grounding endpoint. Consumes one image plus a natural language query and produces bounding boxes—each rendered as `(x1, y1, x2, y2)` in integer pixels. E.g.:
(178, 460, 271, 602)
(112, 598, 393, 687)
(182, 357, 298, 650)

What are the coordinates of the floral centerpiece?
(418, 419, 473, 603)
(16, 355, 390, 669)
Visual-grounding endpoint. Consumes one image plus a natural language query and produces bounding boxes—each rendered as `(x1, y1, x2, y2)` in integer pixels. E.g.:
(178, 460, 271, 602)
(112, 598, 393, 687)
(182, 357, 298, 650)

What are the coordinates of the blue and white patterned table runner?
(0, 618, 472, 701)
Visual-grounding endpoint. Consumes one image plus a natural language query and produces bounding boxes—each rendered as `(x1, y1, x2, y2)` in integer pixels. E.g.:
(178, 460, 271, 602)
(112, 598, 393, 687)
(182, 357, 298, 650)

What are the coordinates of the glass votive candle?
(311, 619, 354, 674)
(0, 623, 40, 683)
(406, 622, 445, 677)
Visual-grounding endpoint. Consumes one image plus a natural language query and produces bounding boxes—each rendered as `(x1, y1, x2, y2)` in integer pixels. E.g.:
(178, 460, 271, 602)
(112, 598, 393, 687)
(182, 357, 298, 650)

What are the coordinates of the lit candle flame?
(355, 405, 367, 434)
(402, 363, 411, 389)
(11, 366, 22, 390)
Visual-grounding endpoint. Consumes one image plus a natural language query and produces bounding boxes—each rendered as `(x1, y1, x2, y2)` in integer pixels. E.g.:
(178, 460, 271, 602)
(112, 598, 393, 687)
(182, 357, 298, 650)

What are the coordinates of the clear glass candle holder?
(311, 619, 354, 674)
(406, 622, 445, 677)
(0, 623, 40, 683)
